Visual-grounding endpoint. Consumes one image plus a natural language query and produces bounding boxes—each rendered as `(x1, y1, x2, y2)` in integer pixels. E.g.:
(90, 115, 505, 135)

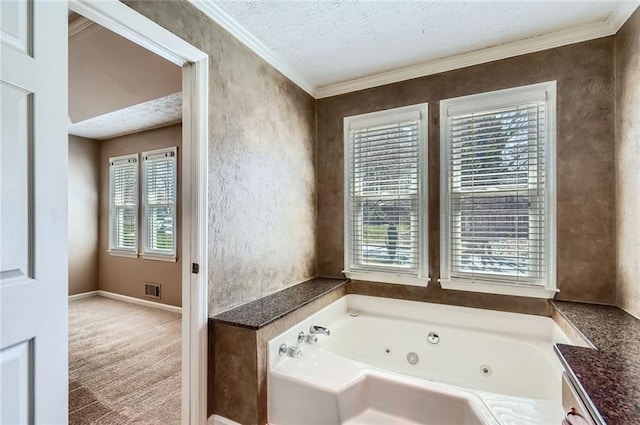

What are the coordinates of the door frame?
(68, 1, 209, 424)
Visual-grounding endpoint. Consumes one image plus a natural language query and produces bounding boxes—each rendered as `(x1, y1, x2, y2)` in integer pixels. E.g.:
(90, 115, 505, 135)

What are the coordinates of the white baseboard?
(209, 415, 241, 425)
(97, 290, 182, 314)
(68, 290, 99, 301)
(69, 289, 182, 314)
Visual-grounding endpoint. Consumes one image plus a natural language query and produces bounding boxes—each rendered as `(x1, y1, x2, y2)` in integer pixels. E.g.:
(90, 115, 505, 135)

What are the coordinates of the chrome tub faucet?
(309, 325, 330, 336)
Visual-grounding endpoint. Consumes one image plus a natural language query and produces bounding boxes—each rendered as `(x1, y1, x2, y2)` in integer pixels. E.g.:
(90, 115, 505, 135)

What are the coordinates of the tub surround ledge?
(212, 277, 348, 329)
(209, 277, 348, 425)
(552, 301, 640, 425)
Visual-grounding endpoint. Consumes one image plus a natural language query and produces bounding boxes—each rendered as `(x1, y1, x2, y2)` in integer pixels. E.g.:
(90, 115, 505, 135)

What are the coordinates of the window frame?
(439, 81, 557, 298)
(343, 103, 429, 286)
(108, 153, 139, 257)
(141, 146, 178, 261)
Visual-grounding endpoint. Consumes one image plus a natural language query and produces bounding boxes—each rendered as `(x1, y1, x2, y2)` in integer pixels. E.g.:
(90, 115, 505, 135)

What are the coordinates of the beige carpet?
(69, 296, 181, 425)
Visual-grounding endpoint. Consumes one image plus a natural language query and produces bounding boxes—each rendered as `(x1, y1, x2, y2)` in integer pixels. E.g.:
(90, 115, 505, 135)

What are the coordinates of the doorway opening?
(69, 0, 208, 424)
(68, 13, 183, 423)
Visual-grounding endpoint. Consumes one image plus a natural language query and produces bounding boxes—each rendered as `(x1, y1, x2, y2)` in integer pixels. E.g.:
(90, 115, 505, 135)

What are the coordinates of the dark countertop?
(552, 301, 640, 425)
(212, 277, 348, 330)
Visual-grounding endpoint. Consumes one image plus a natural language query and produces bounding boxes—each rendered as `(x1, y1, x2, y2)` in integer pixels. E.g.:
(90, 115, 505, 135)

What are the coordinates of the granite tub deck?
(209, 277, 348, 425)
(213, 277, 348, 329)
(552, 301, 640, 425)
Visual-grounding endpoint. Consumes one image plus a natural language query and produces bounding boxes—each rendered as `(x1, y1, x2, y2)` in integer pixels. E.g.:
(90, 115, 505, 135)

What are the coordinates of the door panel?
(0, 0, 31, 55)
(0, 339, 33, 425)
(1, 0, 68, 424)
(0, 83, 33, 284)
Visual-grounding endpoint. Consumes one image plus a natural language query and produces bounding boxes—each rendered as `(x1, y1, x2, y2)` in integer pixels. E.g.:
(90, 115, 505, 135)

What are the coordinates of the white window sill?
(344, 270, 430, 287)
(439, 278, 558, 299)
(107, 251, 177, 262)
(107, 250, 138, 259)
(141, 254, 177, 262)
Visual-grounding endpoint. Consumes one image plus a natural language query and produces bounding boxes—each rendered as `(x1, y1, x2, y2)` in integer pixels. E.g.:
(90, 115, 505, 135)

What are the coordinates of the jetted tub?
(268, 294, 587, 425)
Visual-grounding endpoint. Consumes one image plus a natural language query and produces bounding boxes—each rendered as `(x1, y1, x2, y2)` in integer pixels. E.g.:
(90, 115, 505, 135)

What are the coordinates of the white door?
(1, 1, 69, 424)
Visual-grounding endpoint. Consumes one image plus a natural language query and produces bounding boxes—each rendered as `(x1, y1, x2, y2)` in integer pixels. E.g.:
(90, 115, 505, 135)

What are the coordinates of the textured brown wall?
(123, 0, 317, 315)
(212, 323, 258, 424)
(348, 280, 552, 316)
(98, 124, 182, 307)
(317, 38, 616, 304)
(615, 9, 640, 319)
(68, 135, 100, 295)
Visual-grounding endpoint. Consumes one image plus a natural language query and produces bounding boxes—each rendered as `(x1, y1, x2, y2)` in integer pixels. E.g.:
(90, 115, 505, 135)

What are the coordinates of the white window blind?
(142, 147, 177, 257)
(109, 154, 138, 253)
(344, 104, 428, 284)
(440, 82, 556, 295)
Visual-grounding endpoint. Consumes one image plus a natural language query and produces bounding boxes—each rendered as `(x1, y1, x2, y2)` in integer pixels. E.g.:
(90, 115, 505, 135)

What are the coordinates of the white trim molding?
(188, 0, 638, 99)
(343, 103, 429, 286)
(187, 0, 315, 96)
(140, 254, 178, 262)
(316, 4, 639, 98)
(68, 290, 182, 314)
(209, 415, 242, 425)
(68, 16, 104, 48)
(107, 250, 139, 259)
(608, 1, 640, 33)
(96, 290, 182, 314)
(345, 271, 430, 287)
(439, 81, 558, 299)
(68, 291, 99, 301)
(181, 55, 211, 425)
(69, 16, 94, 38)
(439, 279, 559, 299)
(70, 0, 204, 67)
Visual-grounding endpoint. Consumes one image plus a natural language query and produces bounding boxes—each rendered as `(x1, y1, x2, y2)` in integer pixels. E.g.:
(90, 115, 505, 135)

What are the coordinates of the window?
(109, 154, 138, 255)
(142, 147, 177, 258)
(440, 82, 557, 298)
(343, 104, 428, 285)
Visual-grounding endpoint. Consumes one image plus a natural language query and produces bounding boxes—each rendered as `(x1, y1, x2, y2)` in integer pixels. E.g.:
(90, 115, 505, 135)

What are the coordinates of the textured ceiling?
(215, 1, 622, 88)
(68, 18, 182, 140)
(68, 92, 182, 141)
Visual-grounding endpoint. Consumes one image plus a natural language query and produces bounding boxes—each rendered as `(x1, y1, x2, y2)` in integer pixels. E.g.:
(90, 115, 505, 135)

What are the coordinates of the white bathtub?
(268, 294, 587, 425)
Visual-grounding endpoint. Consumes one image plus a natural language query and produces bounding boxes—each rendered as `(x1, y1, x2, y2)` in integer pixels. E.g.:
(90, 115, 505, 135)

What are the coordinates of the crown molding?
(187, 0, 315, 96)
(69, 15, 93, 37)
(315, 10, 638, 99)
(606, 1, 639, 33)
(188, 1, 638, 99)
(68, 16, 104, 47)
